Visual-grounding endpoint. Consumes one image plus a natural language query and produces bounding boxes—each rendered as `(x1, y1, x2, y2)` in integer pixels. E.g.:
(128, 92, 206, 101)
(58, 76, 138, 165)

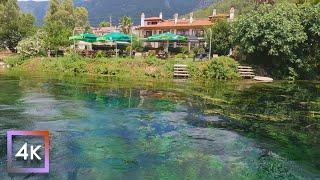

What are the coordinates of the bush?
(95, 50, 106, 58)
(181, 47, 189, 54)
(4, 55, 28, 67)
(93, 63, 109, 75)
(125, 46, 132, 54)
(43, 54, 88, 73)
(145, 56, 158, 65)
(203, 56, 240, 80)
(175, 53, 188, 59)
(16, 30, 47, 57)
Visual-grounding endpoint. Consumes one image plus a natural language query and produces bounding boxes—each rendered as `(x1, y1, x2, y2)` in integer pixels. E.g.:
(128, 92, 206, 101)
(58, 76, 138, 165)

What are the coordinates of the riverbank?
(3, 55, 241, 81)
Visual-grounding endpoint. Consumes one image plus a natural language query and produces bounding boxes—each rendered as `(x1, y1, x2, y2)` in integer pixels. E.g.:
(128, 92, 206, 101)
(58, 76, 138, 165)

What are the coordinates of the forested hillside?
(18, 0, 217, 25)
(189, 0, 316, 17)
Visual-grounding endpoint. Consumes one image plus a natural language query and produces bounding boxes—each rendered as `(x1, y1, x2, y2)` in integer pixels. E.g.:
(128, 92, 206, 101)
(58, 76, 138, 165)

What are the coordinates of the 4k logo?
(15, 143, 42, 160)
(7, 131, 50, 173)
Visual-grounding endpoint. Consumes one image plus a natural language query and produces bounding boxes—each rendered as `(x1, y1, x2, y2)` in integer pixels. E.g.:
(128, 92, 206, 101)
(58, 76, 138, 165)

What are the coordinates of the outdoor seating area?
(69, 32, 194, 59)
(69, 32, 133, 58)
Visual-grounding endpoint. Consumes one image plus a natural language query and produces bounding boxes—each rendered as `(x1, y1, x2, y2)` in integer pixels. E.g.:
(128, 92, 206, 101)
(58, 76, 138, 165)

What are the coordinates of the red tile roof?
(145, 17, 163, 21)
(138, 18, 213, 30)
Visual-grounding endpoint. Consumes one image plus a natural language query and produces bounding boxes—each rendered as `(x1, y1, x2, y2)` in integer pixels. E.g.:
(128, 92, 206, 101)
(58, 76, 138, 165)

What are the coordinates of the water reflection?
(0, 74, 319, 179)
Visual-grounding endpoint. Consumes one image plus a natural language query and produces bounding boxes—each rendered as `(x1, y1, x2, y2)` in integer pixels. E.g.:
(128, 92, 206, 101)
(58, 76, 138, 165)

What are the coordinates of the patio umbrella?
(97, 32, 133, 57)
(146, 32, 187, 42)
(69, 33, 98, 43)
(97, 32, 131, 42)
(146, 32, 187, 52)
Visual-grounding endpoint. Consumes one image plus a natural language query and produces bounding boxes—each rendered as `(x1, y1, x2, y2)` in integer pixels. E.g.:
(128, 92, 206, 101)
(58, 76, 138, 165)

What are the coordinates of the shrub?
(95, 50, 106, 58)
(4, 55, 28, 67)
(175, 53, 188, 59)
(148, 50, 156, 57)
(93, 63, 109, 75)
(203, 56, 240, 80)
(16, 30, 47, 57)
(181, 47, 189, 54)
(42, 54, 88, 73)
(145, 56, 158, 65)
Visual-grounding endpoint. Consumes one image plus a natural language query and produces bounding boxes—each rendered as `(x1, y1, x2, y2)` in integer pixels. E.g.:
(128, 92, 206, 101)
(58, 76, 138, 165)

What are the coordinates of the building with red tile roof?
(136, 7, 235, 51)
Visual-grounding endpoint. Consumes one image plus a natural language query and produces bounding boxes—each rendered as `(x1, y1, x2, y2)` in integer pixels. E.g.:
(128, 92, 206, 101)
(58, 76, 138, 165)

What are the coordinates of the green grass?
(5, 55, 242, 81)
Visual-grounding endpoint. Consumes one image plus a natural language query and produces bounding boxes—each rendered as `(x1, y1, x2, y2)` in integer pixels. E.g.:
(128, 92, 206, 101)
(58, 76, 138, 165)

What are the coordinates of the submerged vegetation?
(1, 72, 319, 177)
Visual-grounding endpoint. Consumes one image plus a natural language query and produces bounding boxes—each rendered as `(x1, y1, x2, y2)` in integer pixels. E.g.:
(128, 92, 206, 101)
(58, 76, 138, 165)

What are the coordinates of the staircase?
(174, 64, 189, 78)
(238, 66, 255, 78)
(0, 61, 6, 68)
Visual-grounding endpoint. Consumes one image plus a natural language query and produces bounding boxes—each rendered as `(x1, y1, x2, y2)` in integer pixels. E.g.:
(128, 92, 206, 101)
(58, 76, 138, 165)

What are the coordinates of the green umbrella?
(69, 33, 98, 43)
(146, 32, 187, 42)
(146, 32, 188, 53)
(98, 32, 131, 42)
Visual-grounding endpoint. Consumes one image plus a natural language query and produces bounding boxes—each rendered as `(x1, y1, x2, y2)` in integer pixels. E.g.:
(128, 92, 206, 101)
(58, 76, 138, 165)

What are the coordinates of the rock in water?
(253, 76, 273, 82)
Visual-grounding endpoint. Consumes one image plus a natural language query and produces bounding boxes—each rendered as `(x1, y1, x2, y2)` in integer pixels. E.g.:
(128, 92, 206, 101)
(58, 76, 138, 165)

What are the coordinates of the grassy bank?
(4, 55, 240, 80)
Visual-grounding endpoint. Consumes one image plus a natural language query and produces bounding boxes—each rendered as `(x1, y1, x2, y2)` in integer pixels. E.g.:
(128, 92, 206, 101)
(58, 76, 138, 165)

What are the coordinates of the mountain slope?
(18, 0, 217, 26)
(18, 1, 49, 25)
(191, 0, 298, 18)
(191, 0, 255, 18)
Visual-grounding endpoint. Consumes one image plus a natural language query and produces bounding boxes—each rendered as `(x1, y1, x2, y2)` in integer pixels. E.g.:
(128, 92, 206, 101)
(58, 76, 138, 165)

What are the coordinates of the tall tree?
(205, 19, 232, 56)
(59, 0, 75, 29)
(99, 21, 110, 27)
(44, 0, 71, 49)
(120, 16, 132, 34)
(0, 0, 35, 52)
(296, 4, 320, 78)
(46, 0, 59, 18)
(233, 3, 306, 73)
(74, 7, 90, 28)
(44, 0, 89, 50)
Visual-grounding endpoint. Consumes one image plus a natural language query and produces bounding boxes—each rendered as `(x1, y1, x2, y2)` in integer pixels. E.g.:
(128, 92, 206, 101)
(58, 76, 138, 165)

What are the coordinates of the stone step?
(238, 65, 255, 79)
(239, 72, 254, 74)
(174, 67, 188, 70)
(238, 69, 254, 72)
(174, 70, 188, 72)
(238, 66, 253, 69)
(240, 74, 255, 77)
(174, 64, 187, 68)
(174, 64, 189, 78)
(174, 73, 190, 77)
(174, 72, 189, 75)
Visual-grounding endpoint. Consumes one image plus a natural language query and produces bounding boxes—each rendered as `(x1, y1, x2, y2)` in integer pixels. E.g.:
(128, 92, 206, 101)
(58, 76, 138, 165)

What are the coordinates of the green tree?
(120, 16, 132, 34)
(296, 4, 320, 78)
(0, 0, 35, 52)
(44, 0, 71, 49)
(74, 7, 90, 28)
(44, 0, 89, 50)
(99, 21, 110, 27)
(59, 0, 75, 28)
(233, 3, 307, 76)
(205, 19, 232, 56)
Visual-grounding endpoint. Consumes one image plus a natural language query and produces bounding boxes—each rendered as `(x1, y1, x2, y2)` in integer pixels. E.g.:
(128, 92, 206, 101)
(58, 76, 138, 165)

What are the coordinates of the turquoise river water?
(0, 72, 319, 179)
